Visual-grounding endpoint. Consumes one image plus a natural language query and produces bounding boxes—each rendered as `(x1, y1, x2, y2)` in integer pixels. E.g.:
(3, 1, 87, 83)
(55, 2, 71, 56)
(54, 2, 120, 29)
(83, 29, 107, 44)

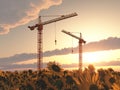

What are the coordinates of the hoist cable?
(54, 22, 57, 45)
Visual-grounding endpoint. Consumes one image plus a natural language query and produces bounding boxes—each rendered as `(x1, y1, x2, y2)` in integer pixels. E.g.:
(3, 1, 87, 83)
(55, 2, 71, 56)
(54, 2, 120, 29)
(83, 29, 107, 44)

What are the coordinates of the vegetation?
(0, 62, 120, 90)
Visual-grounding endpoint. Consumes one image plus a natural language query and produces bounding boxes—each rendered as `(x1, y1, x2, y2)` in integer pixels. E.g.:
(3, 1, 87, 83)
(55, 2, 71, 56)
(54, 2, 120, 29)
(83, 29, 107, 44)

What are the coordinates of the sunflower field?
(0, 62, 120, 90)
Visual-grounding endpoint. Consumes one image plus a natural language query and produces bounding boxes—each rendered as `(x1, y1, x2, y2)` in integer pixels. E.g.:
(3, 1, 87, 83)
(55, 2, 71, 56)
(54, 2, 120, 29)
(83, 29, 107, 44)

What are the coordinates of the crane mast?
(28, 12, 78, 71)
(62, 30, 86, 72)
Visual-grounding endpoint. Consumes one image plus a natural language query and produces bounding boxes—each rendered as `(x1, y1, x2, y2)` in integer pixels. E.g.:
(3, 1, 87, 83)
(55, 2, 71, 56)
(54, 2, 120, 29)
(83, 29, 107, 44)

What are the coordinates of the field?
(0, 62, 120, 90)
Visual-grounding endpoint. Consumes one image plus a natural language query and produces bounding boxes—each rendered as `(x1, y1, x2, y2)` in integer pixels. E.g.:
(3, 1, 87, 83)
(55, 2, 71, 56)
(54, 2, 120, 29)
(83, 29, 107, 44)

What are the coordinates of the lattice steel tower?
(28, 13, 78, 70)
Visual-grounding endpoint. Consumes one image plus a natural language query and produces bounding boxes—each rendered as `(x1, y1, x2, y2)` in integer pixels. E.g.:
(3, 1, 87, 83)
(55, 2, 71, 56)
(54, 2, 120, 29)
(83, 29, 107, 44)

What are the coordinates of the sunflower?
(47, 61, 62, 73)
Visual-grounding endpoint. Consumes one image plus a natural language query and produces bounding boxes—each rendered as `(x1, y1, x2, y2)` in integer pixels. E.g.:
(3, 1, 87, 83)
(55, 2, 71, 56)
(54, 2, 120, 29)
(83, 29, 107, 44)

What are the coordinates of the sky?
(0, 0, 120, 71)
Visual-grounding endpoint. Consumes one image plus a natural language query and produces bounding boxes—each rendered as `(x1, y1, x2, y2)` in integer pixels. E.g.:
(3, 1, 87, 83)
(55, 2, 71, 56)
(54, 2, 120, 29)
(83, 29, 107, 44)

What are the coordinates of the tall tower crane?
(62, 30, 86, 72)
(28, 12, 78, 71)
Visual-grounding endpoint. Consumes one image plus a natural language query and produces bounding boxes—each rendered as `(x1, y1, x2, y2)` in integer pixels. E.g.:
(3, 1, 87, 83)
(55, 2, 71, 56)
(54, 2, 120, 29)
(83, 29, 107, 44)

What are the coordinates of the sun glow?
(44, 54, 79, 64)
(83, 52, 105, 63)
(44, 49, 120, 66)
(44, 51, 106, 65)
(83, 50, 118, 63)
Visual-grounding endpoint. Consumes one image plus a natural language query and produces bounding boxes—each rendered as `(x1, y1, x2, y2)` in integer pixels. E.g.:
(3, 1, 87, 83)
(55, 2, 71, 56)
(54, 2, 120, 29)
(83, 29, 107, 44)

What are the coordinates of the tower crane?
(62, 30, 86, 72)
(28, 12, 78, 71)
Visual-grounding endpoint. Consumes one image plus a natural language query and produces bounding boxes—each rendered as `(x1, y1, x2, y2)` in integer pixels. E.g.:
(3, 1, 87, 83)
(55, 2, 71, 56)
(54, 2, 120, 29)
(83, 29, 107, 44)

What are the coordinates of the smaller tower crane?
(62, 30, 86, 72)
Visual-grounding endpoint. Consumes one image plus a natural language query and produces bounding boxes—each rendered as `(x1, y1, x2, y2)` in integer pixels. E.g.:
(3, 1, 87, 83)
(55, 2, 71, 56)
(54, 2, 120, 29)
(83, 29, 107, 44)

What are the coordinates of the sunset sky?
(0, 0, 120, 71)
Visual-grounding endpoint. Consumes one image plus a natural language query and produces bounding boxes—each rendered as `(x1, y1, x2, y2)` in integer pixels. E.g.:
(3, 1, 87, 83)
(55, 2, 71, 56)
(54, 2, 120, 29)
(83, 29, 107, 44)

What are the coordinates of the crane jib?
(42, 12, 78, 25)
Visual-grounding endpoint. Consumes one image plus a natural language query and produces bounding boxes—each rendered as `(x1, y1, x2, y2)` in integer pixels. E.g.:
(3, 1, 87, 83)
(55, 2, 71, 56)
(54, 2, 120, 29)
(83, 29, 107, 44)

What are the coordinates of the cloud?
(1, 60, 120, 71)
(0, 36, 120, 70)
(1, 63, 37, 71)
(84, 37, 120, 52)
(0, 53, 36, 67)
(44, 47, 72, 57)
(94, 60, 120, 66)
(43, 37, 120, 56)
(0, 53, 37, 70)
(0, 0, 62, 35)
(62, 60, 120, 69)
